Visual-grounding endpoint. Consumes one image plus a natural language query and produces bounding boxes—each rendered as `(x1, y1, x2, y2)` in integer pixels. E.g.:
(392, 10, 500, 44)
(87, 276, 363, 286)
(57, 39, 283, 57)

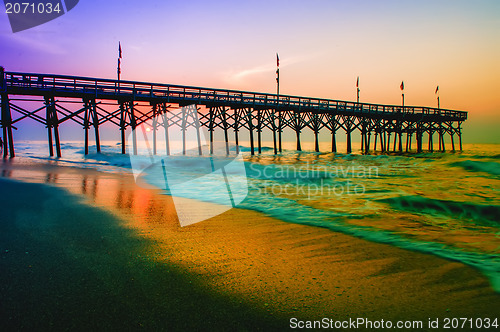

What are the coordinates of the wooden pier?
(0, 68, 467, 158)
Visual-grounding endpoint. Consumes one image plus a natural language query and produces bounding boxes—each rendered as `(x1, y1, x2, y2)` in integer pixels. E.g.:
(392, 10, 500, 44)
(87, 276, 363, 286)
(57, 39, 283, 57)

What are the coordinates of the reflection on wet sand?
(1, 157, 499, 322)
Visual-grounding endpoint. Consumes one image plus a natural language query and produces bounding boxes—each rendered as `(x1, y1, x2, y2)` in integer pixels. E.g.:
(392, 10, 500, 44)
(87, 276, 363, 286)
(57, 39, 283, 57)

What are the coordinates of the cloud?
(223, 53, 323, 84)
(4, 30, 68, 55)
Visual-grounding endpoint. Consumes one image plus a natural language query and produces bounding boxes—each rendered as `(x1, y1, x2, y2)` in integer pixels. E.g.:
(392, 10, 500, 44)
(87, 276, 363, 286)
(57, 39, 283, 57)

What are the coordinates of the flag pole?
(400, 81, 405, 107)
(117, 41, 122, 81)
(276, 53, 281, 153)
(117, 41, 122, 93)
(435, 85, 440, 109)
(356, 76, 360, 103)
(276, 53, 280, 97)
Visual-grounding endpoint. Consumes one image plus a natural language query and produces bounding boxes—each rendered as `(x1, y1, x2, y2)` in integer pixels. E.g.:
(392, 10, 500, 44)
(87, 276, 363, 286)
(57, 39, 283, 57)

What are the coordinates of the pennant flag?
(119, 42, 122, 59)
(117, 58, 121, 74)
(435, 85, 439, 94)
(400, 81, 404, 91)
(356, 76, 359, 88)
(276, 68, 279, 83)
(276, 53, 279, 67)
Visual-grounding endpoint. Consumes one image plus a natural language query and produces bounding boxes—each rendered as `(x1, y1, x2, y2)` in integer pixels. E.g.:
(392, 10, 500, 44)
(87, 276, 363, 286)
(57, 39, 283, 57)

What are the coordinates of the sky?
(1, 0, 499, 143)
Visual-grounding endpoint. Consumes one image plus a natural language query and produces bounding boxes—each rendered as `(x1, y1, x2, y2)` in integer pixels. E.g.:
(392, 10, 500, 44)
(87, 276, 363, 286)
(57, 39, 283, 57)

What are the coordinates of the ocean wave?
(378, 195, 500, 226)
(450, 160, 500, 176)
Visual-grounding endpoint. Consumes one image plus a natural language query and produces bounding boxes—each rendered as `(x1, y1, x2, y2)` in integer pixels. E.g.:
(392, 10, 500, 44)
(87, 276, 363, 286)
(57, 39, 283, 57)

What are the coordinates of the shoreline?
(1, 157, 499, 329)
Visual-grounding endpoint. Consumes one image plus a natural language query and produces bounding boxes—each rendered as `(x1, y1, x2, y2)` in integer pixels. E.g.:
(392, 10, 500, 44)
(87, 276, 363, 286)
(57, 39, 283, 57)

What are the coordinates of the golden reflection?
(0, 156, 498, 318)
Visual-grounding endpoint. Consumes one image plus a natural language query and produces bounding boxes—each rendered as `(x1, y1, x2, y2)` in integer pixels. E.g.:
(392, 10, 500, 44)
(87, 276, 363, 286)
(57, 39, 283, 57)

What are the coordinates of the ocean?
(5, 140, 500, 292)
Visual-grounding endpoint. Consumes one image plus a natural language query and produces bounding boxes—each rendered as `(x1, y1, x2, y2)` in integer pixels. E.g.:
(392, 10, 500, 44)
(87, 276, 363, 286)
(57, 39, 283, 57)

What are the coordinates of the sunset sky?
(1, 0, 499, 143)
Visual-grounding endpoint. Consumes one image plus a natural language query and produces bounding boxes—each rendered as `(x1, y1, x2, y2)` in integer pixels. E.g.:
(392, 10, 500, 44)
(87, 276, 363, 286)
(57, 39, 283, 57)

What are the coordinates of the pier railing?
(2, 71, 467, 121)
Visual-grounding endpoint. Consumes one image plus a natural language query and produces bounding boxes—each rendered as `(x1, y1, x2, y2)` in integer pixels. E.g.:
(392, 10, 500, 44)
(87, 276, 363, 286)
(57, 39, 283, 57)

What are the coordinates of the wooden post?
(314, 113, 320, 152)
(54, 114, 62, 158)
(366, 132, 371, 154)
(119, 102, 126, 154)
(1, 92, 15, 158)
(450, 131, 455, 151)
(278, 110, 282, 152)
(161, 104, 170, 156)
(439, 124, 445, 152)
(314, 130, 320, 152)
(387, 132, 392, 152)
(194, 106, 202, 156)
(398, 129, 403, 153)
(45, 96, 54, 157)
(458, 125, 463, 151)
(373, 131, 378, 151)
(346, 129, 352, 154)
(428, 131, 433, 152)
(152, 103, 157, 155)
(221, 106, 230, 155)
(130, 102, 137, 155)
(257, 109, 262, 154)
(234, 109, 240, 154)
(272, 110, 277, 154)
(331, 115, 337, 153)
(209, 107, 214, 154)
(392, 132, 397, 152)
(296, 129, 301, 151)
(294, 112, 302, 151)
(45, 96, 61, 157)
(91, 99, 100, 153)
(406, 129, 410, 152)
(361, 121, 366, 153)
(247, 108, 255, 156)
(84, 100, 89, 155)
(181, 106, 186, 155)
(2, 100, 7, 157)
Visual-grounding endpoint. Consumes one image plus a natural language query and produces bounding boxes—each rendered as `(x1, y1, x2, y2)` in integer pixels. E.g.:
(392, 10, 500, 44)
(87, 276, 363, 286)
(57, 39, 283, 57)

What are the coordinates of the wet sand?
(1, 157, 499, 330)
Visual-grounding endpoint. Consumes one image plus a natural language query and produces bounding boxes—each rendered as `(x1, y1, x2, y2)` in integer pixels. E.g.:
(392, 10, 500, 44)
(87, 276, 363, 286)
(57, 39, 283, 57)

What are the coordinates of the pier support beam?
(84, 100, 89, 155)
(416, 123, 423, 153)
(83, 99, 100, 154)
(330, 115, 338, 153)
(278, 110, 282, 153)
(221, 106, 230, 155)
(234, 109, 240, 154)
(209, 107, 214, 154)
(129, 102, 137, 155)
(152, 103, 158, 155)
(450, 131, 455, 152)
(45, 96, 61, 157)
(272, 110, 277, 154)
(366, 132, 371, 154)
(257, 110, 262, 154)
(247, 108, 255, 156)
(428, 131, 433, 152)
(1, 93, 15, 158)
(458, 124, 463, 151)
(161, 104, 171, 156)
(346, 130, 352, 154)
(313, 113, 320, 153)
(119, 102, 126, 154)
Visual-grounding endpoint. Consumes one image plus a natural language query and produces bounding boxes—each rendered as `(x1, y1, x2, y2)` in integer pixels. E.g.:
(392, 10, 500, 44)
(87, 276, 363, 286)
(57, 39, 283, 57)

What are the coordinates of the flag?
(356, 76, 359, 88)
(276, 53, 279, 67)
(117, 58, 121, 75)
(276, 68, 279, 83)
(400, 81, 404, 91)
(119, 42, 122, 59)
(435, 85, 439, 94)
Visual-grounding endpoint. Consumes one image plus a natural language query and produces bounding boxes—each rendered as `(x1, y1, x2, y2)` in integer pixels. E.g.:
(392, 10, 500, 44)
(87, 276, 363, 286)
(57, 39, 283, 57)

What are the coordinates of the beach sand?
(1, 157, 499, 330)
